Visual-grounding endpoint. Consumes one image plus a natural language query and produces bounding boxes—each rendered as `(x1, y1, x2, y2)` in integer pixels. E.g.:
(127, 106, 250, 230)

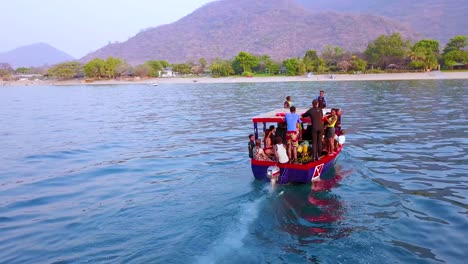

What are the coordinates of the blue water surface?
(0, 80, 467, 263)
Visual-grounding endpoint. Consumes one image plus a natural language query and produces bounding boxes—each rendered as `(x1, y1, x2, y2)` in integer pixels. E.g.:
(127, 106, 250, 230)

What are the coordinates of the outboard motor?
(267, 166, 280, 180)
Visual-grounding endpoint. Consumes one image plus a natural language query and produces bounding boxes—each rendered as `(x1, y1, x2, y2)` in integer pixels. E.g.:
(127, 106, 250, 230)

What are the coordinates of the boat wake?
(195, 185, 272, 263)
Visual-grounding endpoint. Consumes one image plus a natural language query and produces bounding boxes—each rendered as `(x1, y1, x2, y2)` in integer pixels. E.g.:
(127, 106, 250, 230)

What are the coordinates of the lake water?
(0, 80, 467, 264)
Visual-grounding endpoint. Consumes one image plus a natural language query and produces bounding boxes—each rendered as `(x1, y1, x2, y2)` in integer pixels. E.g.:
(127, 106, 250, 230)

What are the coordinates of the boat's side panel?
(251, 158, 337, 183)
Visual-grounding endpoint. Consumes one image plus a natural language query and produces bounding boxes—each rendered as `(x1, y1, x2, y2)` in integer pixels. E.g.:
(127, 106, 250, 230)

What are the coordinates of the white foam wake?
(196, 187, 270, 263)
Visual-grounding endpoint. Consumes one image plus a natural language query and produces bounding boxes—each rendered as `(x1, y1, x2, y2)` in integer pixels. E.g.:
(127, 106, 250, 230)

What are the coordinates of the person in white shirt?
(274, 136, 289, 164)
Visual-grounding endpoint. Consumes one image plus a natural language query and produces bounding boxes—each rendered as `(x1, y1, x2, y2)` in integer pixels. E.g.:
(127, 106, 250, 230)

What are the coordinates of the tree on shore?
(303, 50, 327, 73)
(198, 58, 208, 74)
(0, 63, 14, 78)
(322, 45, 345, 69)
(443, 35, 467, 55)
(103, 57, 123, 79)
(210, 58, 234, 77)
(251, 55, 280, 75)
(84, 57, 126, 79)
(145, 60, 170, 77)
(172, 63, 192, 74)
(84, 58, 106, 78)
(233, 51, 259, 74)
(47, 62, 83, 80)
(442, 35, 468, 69)
(283, 58, 306, 76)
(409, 39, 440, 71)
(15, 67, 32, 74)
(364, 33, 411, 69)
(134, 64, 152, 77)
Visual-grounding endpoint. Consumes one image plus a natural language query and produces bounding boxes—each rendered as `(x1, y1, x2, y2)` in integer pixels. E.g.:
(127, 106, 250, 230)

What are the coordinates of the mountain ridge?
(296, 0, 468, 43)
(0, 43, 74, 68)
(81, 0, 419, 64)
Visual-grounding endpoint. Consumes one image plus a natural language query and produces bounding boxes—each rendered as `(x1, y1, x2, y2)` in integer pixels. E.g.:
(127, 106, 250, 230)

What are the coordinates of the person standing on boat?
(248, 134, 255, 159)
(285, 106, 302, 163)
(317, 91, 327, 109)
(284, 96, 292, 108)
(302, 99, 324, 161)
(323, 108, 338, 155)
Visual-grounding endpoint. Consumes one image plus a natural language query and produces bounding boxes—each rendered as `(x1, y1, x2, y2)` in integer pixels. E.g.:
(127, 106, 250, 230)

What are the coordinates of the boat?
(251, 108, 343, 184)
(150, 82, 158, 86)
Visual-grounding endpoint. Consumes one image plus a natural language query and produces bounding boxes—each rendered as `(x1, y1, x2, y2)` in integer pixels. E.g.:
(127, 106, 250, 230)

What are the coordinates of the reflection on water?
(277, 168, 352, 245)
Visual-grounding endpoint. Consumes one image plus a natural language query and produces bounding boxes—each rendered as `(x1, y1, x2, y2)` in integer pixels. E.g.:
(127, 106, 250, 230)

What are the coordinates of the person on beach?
(274, 136, 289, 164)
(317, 91, 327, 109)
(323, 108, 338, 155)
(285, 106, 302, 163)
(284, 96, 292, 108)
(253, 139, 272, 161)
(302, 99, 324, 161)
(248, 134, 255, 158)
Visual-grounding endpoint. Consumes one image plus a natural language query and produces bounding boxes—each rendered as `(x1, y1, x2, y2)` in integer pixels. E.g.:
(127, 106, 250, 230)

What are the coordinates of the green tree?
(199, 58, 207, 73)
(443, 50, 468, 69)
(322, 45, 345, 67)
(254, 55, 280, 75)
(47, 62, 82, 80)
(303, 50, 328, 73)
(172, 63, 192, 74)
(364, 33, 411, 69)
(145, 60, 164, 77)
(103, 57, 123, 78)
(410, 39, 440, 71)
(15, 67, 32, 74)
(210, 58, 234, 77)
(414, 39, 440, 53)
(283, 58, 306, 76)
(84, 58, 106, 78)
(351, 56, 367, 72)
(134, 64, 152, 77)
(443, 35, 467, 55)
(442, 35, 468, 69)
(233, 51, 259, 74)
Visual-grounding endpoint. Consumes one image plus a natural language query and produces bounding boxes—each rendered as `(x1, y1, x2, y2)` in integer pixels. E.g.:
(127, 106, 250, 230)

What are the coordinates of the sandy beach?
(1, 71, 468, 87)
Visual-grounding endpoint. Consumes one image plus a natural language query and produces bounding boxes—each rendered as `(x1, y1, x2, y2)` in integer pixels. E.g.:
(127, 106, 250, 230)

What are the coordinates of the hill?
(296, 0, 468, 44)
(0, 43, 74, 68)
(81, 0, 419, 64)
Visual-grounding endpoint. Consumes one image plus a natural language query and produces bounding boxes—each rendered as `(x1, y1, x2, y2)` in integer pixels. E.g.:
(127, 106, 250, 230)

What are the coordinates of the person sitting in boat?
(285, 106, 302, 163)
(264, 125, 275, 157)
(274, 136, 289, 164)
(323, 108, 338, 155)
(253, 139, 272, 161)
(284, 96, 292, 108)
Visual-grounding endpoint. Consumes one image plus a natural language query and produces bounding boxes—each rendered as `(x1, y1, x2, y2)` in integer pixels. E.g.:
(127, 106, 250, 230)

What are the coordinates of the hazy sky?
(0, 0, 216, 58)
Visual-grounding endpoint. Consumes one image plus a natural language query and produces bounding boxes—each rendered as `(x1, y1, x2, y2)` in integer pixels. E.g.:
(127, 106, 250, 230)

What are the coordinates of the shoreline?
(2, 72, 468, 87)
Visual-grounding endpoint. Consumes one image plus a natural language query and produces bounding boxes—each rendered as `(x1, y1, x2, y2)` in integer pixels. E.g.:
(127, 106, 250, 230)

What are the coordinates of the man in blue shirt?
(285, 106, 302, 163)
(317, 90, 327, 109)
